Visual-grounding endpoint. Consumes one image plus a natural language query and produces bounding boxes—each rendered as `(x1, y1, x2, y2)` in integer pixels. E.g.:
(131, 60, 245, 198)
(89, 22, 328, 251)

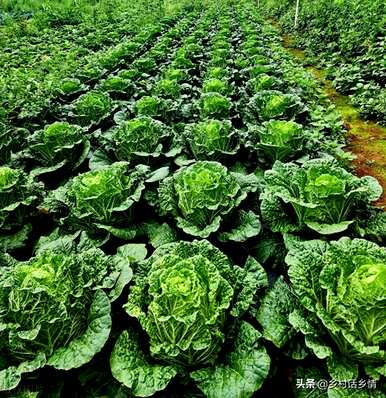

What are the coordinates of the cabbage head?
(245, 90, 304, 122)
(99, 76, 134, 97)
(183, 119, 239, 160)
(158, 161, 259, 238)
(133, 96, 170, 121)
(154, 79, 181, 99)
(104, 117, 178, 163)
(285, 237, 386, 381)
(45, 162, 148, 240)
(72, 91, 113, 126)
(246, 120, 305, 164)
(202, 79, 231, 96)
(198, 93, 231, 119)
(110, 240, 270, 397)
(22, 122, 90, 176)
(261, 158, 382, 235)
(0, 234, 134, 391)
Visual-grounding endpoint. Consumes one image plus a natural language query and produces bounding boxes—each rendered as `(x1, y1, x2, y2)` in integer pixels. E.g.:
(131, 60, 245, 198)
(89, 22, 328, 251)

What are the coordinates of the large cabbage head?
(99, 76, 133, 96)
(198, 93, 231, 119)
(183, 119, 239, 160)
(133, 96, 169, 120)
(154, 79, 181, 99)
(48, 163, 148, 238)
(261, 158, 382, 235)
(111, 117, 173, 162)
(73, 91, 113, 126)
(247, 120, 305, 163)
(158, 161, 254, 237)
(70, 163, 144, 222)
(0, 238, 130, 391)
(245, 90, 304, 122)
(285, 237, 386, 380)
(163, 68, 187, 83)
(57, 78, 85, 96)
(125, 240, 234, 366)
(27, 122, 89, 171)
(202, 78, 231, 96)
(206, 67, 229, 79)
(110, 240, 270, 397)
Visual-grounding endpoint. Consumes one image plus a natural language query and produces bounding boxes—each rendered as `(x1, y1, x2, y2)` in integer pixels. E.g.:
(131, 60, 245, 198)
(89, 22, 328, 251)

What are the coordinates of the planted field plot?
(0, 0, 385, 397)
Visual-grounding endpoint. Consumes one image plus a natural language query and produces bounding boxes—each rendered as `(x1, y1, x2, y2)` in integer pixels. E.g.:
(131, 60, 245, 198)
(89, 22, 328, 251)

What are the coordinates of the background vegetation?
(262, 0, 386, 123)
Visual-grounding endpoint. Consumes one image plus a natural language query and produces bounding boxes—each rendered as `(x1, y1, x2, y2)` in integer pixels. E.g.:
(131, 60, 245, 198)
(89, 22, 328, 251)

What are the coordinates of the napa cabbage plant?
(283, 237, 386, 381)
(206, 67, 229, 79)
(158, 161, 260, 239)
(132, 57, 157, 74)
(133, 96, 170, 121)
(99, 76, 134, 97)
(98, 41, 139, 70)
(44, 162, 150, 240)
(245, 90, 305, 122)
(260, 158, 383, 235)
(198, 93, 231, 119)
(0, 166, 43, 250)
(202, 78, 231, 96)
(163, 68, 187, 82)
(72, 91, 113, 126)
(246, 120, 306, 164)
(110, 240, 270, 398)
(56, 78, 86, 97)
(18, 122, 90, 176)
(182, 119, 240, 160)
(241, 63, 275, 80)
(1, 125, 27, 166)
(0, 233, 134, 391)
(172, 53, 194, 69)
(246, 74, 283, 93)
(92, 117, 179, 166)
(118, 68, 141, 81)
(154, 79, 181, 99)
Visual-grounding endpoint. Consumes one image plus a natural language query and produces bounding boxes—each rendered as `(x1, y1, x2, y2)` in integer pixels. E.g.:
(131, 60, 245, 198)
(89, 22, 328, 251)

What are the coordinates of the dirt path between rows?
(280, 32, 386, 208)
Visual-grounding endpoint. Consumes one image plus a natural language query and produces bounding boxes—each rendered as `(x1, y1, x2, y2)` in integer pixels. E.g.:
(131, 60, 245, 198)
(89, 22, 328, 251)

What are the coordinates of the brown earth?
(280, 30, 386, 207)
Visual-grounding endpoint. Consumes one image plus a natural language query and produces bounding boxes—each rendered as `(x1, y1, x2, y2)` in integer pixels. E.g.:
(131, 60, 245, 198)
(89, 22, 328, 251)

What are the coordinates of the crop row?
(0, 0, 385, 396)
(0, 4, 194, 124)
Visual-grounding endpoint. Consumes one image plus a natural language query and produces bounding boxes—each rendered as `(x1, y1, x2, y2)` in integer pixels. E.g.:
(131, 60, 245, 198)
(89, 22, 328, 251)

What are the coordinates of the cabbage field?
(0, 0, 385, 397)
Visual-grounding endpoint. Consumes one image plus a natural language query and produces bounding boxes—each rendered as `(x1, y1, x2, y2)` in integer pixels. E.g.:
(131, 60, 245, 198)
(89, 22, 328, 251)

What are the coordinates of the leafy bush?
(261, 158, 383, 235)
(111, 240, 270, 397)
